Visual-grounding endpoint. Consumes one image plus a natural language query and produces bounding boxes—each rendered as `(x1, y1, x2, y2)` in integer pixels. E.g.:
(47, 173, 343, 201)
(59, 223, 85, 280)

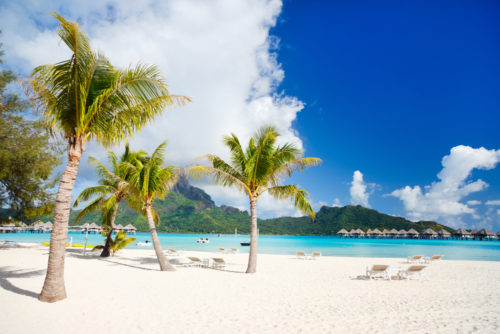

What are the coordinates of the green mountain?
(35, 176, 452, 234)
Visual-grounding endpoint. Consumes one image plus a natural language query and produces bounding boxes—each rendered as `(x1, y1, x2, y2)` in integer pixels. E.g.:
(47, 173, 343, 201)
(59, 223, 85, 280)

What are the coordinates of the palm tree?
(189, 126, 321, 273)
(24, 13, 189, 302)
(122, 142, 178, 271)
(73, 145, 145, 257)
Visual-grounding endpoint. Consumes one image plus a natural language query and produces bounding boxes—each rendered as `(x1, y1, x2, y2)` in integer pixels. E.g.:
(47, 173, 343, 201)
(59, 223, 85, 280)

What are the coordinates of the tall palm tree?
(189, 126, 321, 273)
(73, 145, 145, 257)
(25, 13, 189, 302)
(122, 142, 178, 271)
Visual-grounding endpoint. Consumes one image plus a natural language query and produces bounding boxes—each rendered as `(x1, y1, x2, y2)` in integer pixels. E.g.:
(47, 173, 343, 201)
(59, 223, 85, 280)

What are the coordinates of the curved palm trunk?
(145, 203, 175, 271)
(100, 205, 118, 257)
(39, 138, 84, 302)
(246, 196, 258, 273)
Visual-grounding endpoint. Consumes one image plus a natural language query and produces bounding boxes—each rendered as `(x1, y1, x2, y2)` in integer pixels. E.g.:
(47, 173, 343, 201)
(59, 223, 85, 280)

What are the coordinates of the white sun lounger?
(211, 257, 226, 269)
(366, 264, 390, 280)
(311, 251, 322, 260)
(296, 251, 308, 259)
(399, 265, 427, 280)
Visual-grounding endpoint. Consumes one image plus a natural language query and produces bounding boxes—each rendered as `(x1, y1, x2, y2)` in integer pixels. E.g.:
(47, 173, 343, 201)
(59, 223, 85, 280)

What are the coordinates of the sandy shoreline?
(1, 244, 499, 334)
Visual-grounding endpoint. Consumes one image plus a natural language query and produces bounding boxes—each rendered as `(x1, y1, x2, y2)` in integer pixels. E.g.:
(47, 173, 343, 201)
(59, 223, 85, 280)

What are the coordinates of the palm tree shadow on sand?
(0, 266, 45, 298)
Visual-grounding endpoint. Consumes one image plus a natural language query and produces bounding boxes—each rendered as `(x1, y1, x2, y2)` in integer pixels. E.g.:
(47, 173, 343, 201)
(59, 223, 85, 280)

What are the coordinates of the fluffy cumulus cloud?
(486, 200, 500, 206)
(466, 200, 482, 206)
(350, 170, 371, 207)
(1, 0, 310, 217)
(391, 145, 500, 227)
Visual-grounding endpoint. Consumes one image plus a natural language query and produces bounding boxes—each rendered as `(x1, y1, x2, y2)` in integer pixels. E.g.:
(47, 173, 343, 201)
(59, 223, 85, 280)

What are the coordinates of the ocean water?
(1, 232, 500, 261)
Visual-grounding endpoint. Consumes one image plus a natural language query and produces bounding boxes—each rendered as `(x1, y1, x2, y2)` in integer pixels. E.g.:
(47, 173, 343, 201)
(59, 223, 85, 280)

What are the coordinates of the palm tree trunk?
(246, 196, 258, 273)
(145, 203, 175, 271)
(100, 205, 118, 257)
(39, 138, 84, 302)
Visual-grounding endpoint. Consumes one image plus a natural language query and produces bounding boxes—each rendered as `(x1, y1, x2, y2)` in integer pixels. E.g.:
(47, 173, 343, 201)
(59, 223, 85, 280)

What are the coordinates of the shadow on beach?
(0, 266, 45, 299)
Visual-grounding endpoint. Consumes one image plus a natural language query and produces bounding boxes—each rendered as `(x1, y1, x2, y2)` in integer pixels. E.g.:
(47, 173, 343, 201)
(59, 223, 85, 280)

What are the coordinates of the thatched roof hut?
(371, 228, 383, 235)
(366, 229, 373, 235)
(453, 228, 470, 237)
(398, 229, 407, 237)
(478, 228, 496, 240)
(382, 229, 390, 236)
(438, 229, 451, 238)
(389, 229, 398, 237)
(337, 228, 349, 236)
(123, 224, 137, 233)
(406, 228, 420, 238)
(114, 224, 124, 231)
(355, 228, 365, 236)
(421, 228, 437, 238)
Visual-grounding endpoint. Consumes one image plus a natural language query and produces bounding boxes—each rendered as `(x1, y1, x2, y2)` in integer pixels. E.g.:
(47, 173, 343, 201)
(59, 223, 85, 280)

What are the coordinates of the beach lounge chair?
(186, 256, 203, 267)
(407, 255, 424, 263)
(230, 248, 238, 254)
(311, 251, 321, 260)
(218, 247, 226, 253)
(166, 249, 179, 256)
(296, 251, 308, 259)
(366, 264, 390, 280)
(399, 265, 426, 280)
(211, 257, 226, 269)
(425, 255, 443, 263)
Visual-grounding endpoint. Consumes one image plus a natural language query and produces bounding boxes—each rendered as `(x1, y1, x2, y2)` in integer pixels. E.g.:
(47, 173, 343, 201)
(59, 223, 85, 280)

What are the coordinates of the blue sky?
(271, 0, 500, 228)
(1, 0, 499, 229)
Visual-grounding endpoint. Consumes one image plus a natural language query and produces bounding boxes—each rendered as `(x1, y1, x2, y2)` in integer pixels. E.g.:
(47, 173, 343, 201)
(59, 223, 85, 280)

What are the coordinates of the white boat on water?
(137, 241, 152, 247)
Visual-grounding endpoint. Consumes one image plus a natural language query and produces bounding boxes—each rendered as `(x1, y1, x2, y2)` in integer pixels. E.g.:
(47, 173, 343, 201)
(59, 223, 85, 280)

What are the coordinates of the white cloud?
(391, 145, 500, 227)
(350, 170, 371, 207)
(0, 0, 311, 217)
(332, 198, 342, 207)
(486, 200, 500, 206)
(466, 200, 482, 206)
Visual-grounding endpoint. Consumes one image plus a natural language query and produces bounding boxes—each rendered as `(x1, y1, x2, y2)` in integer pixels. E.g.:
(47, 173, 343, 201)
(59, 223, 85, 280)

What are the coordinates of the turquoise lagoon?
(1, 232, 500, 261)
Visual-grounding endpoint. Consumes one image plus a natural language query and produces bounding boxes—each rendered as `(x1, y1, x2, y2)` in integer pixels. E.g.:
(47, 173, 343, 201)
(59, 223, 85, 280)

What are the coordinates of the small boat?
(196, 238, 210, 244)
(137, 241, 152, 247)
(240, 242, 250, 246)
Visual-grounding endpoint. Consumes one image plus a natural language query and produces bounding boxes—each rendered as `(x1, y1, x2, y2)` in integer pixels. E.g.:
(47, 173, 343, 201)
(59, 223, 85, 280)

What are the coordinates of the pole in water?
(235, 228, 237, 238)
(83, 229, 89, 256)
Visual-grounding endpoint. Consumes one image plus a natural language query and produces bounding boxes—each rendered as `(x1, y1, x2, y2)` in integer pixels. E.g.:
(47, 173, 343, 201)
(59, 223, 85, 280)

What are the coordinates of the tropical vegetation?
(189, 125, 321, 273)
(0, 32, 62, 222)
(121, 142, 179, 271)
(24, 13, 189, 302)
(93, 231, 136, 256)
(73, 145, 146, 257)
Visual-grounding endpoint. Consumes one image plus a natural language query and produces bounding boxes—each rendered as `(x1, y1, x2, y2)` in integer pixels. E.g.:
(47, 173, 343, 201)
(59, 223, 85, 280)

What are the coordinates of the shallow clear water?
(2, 232, 500, 261)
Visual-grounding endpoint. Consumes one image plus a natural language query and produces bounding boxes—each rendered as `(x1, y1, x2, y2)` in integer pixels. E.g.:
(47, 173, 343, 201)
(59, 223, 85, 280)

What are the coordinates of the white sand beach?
(1, 244, 499, 334)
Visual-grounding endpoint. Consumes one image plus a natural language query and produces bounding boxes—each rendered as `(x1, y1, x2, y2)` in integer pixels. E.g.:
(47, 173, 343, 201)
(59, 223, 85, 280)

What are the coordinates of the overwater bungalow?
(388, 229, 398, 238)
(80, 223, 90, 232)
(453, 228, 471, 240)
(477, 228, 496, 241)
(355, 228, 365, 238)
(348, 229, 357, 238)
(113, 224, 124, 232)
(398, 229, 407, 238)
(337, 228, 349, 237)
(470, 229, 479, 240)
(88, 223, 101, 234)
(437, 229, 451, 240)
(421, 228, 437, 239)
(365, 229, 373, 238)
(371, 228, 383, 238)
(123, 224, 137, 234)
(43, 221, 53, 232)
(497, 231, 500, 240)
(406, 228, 419, 239)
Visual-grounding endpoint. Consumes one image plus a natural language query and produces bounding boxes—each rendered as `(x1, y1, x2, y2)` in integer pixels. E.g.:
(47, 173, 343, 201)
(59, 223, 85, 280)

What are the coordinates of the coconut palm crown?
(73, 145, 146, 257)
(189, 125, 321, 273)
(25, 13, 189, 303)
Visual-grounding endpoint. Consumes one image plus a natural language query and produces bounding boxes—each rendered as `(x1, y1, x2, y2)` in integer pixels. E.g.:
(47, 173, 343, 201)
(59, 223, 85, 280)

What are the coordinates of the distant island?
(31, 176, 452, 235)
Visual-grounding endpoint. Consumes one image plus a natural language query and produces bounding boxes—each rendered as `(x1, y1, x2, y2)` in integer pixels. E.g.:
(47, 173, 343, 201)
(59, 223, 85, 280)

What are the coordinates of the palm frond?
(266, 185, 315, 218)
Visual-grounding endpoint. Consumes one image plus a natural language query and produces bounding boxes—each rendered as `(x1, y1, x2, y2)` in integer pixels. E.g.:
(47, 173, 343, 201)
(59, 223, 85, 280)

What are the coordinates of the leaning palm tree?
(73, 145, 145, 257)
(122, 142, 178, 271)
(24, 13, 189, 302)
(189, 125, 321, 273)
